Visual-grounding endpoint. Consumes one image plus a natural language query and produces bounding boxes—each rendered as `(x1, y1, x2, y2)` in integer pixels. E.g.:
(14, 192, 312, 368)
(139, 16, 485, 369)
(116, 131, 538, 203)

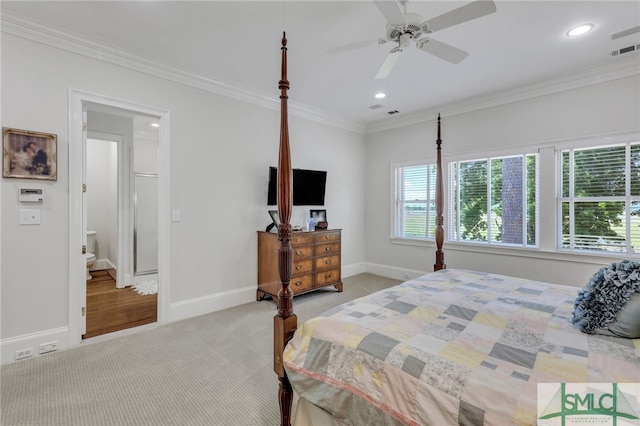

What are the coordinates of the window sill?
(390, 237, 633, 265)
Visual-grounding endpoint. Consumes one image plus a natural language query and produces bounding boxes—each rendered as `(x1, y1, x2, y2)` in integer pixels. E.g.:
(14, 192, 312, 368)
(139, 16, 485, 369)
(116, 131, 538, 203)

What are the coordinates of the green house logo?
(538, 383, 640, 426)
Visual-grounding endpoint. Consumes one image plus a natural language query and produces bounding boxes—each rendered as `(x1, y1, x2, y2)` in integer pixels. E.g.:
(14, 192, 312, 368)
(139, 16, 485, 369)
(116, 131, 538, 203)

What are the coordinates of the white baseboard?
(91, 258, 116, 271)
(1, 327, 69, 365)
(168, 285, 256, 323)
(364, 262, 427, 282)
(342, 262, 365, 278)
(1, 263, 394, 365)
(168, 262, 368, 323)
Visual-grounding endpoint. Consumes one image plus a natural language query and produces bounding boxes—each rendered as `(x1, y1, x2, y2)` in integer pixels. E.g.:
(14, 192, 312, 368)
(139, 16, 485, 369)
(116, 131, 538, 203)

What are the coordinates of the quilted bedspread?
(283, 269, 640, 425)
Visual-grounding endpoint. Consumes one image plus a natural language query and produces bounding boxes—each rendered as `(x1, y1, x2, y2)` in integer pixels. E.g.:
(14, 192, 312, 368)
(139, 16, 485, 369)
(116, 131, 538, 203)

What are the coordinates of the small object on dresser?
(307, 217, 315, 231)
(315, 221, 328, 230)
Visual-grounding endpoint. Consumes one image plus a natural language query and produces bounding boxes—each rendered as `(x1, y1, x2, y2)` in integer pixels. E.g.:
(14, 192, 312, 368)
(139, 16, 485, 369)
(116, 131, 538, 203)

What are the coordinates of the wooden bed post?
(273, 32, 297, 426)
(434, 114, 446, 271)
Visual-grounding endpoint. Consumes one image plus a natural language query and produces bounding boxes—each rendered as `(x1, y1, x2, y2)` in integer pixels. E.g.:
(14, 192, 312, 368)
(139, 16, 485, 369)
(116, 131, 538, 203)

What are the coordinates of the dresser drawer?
(315, 231, 340, 243)
(291, 274, 313, 294)
(315, 268, 341, 286)
(314, 255, 340, 270)
(292, 259, 313, 275)
(315, 242, 340, 256)
(292, 233, 315, 246)
(293, 245, 313, 259)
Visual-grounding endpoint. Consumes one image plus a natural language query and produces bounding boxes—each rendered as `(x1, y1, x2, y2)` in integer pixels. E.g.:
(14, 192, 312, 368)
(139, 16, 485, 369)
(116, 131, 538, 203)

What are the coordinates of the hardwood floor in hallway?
(84, 270, 157, 339)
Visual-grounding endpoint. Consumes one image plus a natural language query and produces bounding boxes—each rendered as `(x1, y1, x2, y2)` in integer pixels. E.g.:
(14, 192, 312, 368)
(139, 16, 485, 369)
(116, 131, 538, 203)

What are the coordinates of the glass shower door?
(134, 173, 158, 275)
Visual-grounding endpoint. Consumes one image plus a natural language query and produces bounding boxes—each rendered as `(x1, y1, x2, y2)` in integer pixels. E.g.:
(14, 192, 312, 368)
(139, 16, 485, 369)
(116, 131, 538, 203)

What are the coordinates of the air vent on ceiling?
(387, 110, 400, 115)
(611, 25, 640, 40)
(369, 104, 384, 110)
(610, 43, 640, 57)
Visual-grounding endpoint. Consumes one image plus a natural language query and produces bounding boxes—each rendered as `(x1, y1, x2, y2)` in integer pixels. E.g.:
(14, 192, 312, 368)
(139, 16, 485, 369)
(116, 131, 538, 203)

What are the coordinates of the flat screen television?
(267, 166, 327, 206)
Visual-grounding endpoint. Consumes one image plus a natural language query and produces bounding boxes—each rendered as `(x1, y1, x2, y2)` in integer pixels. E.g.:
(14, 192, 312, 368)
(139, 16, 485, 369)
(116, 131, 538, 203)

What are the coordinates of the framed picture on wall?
(3, 127, 57, 180)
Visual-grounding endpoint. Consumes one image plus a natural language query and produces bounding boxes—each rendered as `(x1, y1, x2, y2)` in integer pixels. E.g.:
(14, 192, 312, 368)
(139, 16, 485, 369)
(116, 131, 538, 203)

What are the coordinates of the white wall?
(0, 32, 365, 363)
(364, 75, 640, 287)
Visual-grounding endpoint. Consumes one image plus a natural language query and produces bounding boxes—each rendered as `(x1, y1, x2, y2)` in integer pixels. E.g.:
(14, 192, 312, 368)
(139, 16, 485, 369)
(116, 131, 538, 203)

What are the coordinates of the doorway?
(83, 128, 158, 338)
(85, 134, 124, 287)
(68, 90, 171, 347)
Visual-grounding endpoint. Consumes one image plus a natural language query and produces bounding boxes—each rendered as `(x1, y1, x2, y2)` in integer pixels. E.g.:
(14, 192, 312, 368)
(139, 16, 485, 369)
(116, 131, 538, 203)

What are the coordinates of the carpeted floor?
(0, 273, 400, 426)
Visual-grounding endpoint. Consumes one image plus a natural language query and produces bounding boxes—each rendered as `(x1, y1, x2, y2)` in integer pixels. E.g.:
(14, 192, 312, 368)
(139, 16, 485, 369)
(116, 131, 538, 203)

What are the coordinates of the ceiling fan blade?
(416, 38, 468, 64)
(375, 50, 402, 79)
(327, 38, 387, 55)
(373, 1, 406, 25)
(425, 0, 496, 33)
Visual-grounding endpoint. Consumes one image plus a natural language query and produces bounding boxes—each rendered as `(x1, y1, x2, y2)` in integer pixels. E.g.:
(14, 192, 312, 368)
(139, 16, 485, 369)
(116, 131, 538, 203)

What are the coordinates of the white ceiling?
(2, 1, 639, 131)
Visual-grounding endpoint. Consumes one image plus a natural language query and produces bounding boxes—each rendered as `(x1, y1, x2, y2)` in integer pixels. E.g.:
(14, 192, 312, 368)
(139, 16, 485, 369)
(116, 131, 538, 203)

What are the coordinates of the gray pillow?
(604, 291, 640, 339)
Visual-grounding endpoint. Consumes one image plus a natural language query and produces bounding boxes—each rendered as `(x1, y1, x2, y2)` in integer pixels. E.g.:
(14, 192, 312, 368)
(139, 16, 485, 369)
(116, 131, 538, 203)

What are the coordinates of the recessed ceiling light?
(566, 23, 594, 37)
(374, 92, 386, 99)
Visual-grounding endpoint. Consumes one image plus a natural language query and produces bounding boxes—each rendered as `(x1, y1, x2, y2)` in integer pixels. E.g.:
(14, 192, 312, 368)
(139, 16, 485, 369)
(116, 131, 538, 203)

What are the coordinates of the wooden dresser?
(257, 229, 343, 301)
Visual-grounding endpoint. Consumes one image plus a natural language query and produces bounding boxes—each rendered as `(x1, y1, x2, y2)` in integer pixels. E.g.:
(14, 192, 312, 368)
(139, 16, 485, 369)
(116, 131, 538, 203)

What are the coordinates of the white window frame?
(557, 140, 640, 255)
(448, 152, 539, 248)
(390, 158, 437, 241)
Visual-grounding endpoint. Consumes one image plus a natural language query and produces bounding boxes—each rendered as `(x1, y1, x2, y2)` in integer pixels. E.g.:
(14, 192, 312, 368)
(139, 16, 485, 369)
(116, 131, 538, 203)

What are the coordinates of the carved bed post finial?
(274, 31, 297, 426)
(434, 114, 446, 271)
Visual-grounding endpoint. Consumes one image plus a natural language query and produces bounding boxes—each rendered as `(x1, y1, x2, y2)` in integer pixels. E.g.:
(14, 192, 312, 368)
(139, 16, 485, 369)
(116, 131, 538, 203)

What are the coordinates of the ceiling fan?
(331, 0, 497, 79)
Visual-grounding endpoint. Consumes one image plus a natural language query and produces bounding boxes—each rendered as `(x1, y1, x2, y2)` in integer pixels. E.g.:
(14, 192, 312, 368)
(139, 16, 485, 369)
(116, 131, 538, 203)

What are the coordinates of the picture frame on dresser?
(310, 209, 328, 230)
(265, 210, 280, 233)
(310, 209, 326, 223)
(268, 210, 280, 226)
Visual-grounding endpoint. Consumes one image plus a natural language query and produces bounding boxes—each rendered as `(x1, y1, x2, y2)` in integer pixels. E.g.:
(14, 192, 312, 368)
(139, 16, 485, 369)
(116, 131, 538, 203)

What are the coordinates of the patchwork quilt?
(283, 269, 640, 425)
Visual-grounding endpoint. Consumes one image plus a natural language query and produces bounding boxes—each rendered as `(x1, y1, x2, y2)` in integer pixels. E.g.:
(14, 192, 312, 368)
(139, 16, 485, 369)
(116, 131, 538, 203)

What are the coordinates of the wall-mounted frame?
(3, 127, 57, 180)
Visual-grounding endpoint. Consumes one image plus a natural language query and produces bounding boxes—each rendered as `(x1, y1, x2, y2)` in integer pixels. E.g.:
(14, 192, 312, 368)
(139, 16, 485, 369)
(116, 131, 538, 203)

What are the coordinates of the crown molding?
(1, 11, 366, 135)
(365, 56, 640, 134)
(3, 11, 636, 137)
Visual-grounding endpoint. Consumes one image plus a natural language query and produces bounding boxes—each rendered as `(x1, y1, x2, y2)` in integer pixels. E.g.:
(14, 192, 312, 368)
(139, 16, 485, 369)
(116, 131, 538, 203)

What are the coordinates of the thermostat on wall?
(19, 188, 44, 203)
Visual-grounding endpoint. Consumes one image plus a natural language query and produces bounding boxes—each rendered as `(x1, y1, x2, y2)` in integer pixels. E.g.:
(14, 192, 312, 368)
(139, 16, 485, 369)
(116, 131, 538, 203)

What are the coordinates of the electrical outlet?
(39, 341, 58, 354)
(15, 348, 34, 360)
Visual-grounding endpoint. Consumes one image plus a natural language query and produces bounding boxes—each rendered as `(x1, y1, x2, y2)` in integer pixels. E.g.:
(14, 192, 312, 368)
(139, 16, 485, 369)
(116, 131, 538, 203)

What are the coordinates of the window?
(449, 154, 538, 247)
(559, 142, 639, 254)
(392, 161, 437, 240)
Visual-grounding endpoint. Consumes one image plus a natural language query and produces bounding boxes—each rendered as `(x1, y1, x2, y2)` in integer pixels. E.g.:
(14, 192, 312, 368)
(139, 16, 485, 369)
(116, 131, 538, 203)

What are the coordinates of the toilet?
(86, 230, 97, 280)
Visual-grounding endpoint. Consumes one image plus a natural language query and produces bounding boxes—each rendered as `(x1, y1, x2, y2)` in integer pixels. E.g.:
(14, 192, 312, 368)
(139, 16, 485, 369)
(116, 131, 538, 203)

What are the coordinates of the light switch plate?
(171, 209, 181, 222)
(19, 209, 40, 225)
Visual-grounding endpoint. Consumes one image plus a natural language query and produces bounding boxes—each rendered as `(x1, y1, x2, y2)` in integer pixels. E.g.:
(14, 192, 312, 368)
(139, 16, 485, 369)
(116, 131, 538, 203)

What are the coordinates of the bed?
(271, 34, 639, 426)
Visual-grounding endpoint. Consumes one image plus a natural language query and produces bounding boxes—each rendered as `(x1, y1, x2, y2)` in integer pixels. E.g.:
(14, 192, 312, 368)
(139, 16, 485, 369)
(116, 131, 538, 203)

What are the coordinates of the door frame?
(68, 89, 171, 347)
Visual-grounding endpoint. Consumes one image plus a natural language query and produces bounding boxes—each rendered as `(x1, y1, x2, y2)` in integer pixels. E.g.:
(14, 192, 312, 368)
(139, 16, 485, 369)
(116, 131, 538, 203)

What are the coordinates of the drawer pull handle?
(296, 238, 301, 242)
(296, 250, 302, 256)
(325, 273, 332, 279)
(325, 235, 330, 239)
(296, 265, 302, 270)
(325, 259, 332, 265)
(294, 281, 303, 287)
(325, 247, 331, 252)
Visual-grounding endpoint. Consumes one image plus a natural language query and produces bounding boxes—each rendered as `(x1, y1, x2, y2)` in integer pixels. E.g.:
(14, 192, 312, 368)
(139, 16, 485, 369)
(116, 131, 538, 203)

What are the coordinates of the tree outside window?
(450, 154, 537, 247)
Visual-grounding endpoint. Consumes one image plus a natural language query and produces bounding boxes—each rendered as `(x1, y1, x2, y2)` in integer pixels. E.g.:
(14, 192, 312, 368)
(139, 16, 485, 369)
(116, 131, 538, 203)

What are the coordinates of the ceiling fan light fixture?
(566, 23, 594, 37)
